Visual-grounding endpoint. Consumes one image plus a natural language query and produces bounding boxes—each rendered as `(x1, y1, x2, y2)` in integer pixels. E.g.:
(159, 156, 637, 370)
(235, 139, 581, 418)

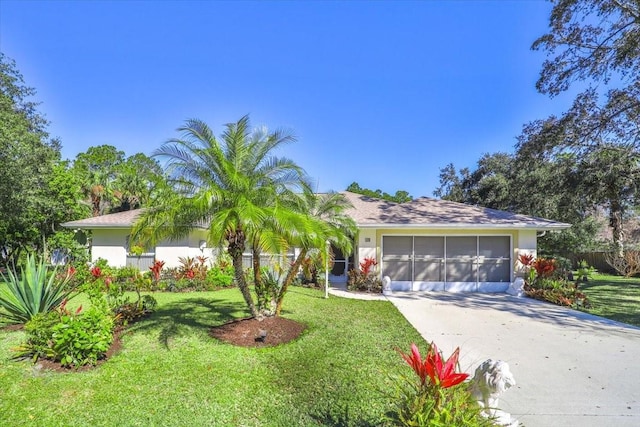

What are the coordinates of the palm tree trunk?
(252, 246, 266, 315)
(275, 249, 307, 316)
(228, 238, 257, 318)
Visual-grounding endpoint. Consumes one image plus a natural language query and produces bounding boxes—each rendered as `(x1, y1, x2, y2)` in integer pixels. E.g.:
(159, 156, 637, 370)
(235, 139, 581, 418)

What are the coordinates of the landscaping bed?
(0, 287, 425, 426)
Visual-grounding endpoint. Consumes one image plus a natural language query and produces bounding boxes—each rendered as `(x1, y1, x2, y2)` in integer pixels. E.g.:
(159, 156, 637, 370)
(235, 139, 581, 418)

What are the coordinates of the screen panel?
(414, 260, 444, 281)
(414, 237, 445, 258)
(479, 236, 510, 258)
(446, 261, 477, 282)
(382, 260, 412, 281)
(478, 260, 510, 282)
(446, 236, 477, 258)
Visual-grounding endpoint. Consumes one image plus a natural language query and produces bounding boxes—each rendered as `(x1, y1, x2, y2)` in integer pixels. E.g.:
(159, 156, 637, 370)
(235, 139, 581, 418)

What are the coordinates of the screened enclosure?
(382, 235, 511, 289)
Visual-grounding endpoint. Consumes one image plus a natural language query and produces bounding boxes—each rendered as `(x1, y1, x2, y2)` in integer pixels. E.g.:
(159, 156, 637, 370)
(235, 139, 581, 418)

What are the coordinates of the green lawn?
(579, 273, 640, 327)
(0, 287, 425, 427)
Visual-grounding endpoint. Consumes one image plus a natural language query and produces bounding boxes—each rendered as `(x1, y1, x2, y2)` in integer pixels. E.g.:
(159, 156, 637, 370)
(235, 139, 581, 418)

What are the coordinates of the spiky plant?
(0, 254, 76, 324)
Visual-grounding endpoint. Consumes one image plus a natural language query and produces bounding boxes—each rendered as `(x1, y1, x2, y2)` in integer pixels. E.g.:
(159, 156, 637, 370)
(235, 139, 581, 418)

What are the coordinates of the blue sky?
(1, 0, 576, 198)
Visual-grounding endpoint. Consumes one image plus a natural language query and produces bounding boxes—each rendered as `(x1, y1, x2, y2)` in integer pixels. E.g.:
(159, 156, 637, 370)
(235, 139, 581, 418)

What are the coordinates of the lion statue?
(469, 359, 518, 427)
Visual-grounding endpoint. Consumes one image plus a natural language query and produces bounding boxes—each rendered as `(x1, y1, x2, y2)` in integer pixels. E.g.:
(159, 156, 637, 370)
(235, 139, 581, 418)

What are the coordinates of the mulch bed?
(33, 326, 127, 373)
(2, 315, 306, 373)
(210, 316, 306, 348)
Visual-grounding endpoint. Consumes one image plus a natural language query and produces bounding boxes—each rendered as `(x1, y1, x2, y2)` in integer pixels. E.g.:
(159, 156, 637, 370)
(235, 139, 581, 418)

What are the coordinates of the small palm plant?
(0, 254, 76, 325)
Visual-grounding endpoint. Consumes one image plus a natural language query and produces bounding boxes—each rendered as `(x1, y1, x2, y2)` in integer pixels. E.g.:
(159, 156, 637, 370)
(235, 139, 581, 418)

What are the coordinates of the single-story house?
(62, 191, 570, 292)
(62, 209, 215, 271)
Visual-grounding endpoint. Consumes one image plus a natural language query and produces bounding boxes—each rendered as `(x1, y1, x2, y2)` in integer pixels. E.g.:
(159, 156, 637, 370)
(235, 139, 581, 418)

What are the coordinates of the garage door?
(382, 235, 511, 292)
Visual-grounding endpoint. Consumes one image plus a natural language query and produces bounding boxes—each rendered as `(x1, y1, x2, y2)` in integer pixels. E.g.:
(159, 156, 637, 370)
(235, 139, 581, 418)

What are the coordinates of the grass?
(579, 273, 640, 327)
(0, 287, 425, 426)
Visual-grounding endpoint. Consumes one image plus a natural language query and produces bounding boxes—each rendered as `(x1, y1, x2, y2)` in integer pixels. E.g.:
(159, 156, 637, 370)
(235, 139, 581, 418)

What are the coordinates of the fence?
(242, 254, 295, 270)
(568, 252, 617, 274)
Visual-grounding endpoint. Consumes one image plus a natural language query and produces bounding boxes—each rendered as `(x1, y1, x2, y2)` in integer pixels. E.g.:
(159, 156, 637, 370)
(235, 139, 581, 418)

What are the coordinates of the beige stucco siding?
(91, 228, 218, 268)
(91, 229, 129, 267)
(515, 229, 537, 277)
(357, 229, 377, 262)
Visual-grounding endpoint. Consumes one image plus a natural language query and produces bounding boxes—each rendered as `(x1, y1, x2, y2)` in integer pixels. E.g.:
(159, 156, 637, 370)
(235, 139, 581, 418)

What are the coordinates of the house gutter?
(356, 223, 571, 231)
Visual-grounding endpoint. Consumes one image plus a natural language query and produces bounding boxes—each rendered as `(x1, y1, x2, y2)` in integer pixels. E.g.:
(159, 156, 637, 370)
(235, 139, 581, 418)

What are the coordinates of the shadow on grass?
(285, 286, 327, 299)
(127, 296, 250, 349)
(580, 279, 640, 326)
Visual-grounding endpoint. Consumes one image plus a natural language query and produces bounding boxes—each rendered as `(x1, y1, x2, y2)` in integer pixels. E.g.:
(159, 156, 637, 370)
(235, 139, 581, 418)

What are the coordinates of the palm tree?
(132, 116, 309, 317)
(276, 190, 356, 315)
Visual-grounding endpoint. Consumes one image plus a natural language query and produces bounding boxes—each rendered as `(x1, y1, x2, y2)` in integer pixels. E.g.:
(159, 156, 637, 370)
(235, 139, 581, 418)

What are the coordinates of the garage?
(382, 235, 512, 292)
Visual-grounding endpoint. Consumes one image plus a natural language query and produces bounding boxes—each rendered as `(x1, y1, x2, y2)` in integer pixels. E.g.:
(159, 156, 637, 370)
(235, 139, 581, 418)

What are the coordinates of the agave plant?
(0, 254, 76, 324)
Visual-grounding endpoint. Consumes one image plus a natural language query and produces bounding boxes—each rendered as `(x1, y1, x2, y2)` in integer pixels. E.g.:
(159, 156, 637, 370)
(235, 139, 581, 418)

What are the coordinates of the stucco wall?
(91, 229, 129, 267)
(91, 228, 218, 268)
(357, 229, 377, 265)
(515, 229, 537, 277)
(149, 230, 219, 268)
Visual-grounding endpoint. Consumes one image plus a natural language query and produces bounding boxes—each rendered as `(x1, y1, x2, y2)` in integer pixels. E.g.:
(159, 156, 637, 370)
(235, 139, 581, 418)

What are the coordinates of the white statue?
(382, 275, 392, 295)
(469, 359, 518, 427)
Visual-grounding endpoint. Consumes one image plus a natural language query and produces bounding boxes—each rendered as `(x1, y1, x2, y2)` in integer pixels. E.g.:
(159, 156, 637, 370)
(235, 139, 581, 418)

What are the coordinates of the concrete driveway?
(386, 292, 640, 427)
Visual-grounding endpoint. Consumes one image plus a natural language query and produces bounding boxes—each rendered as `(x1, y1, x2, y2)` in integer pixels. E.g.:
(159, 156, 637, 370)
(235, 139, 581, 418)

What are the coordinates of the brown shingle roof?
(62, 193, 570, 231)
(61, 209, 144, 229)
(342, 191, 569, 230)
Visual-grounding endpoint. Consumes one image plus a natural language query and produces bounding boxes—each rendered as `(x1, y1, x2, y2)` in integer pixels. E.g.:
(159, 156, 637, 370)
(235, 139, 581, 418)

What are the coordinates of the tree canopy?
(0, 54, 85, 265)
(346, 182, 412, 203)
(531, 0, 640, 254)
(71, 145, 163, 216)
(134, 116, 352, 317)
(435, 0, 640, 256)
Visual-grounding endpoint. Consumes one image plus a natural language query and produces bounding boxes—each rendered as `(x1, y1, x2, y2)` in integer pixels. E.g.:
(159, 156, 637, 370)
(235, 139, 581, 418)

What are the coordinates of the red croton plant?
(399, 342, 469, 389)
(149, 260, 165, 282)
(518, 253, 556, 278)
(359, 257, 378, 276)
(532, 258, 556, 278)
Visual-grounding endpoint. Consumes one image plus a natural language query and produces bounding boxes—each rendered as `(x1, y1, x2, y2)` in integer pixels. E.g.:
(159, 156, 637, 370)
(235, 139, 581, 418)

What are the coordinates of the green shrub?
(206, 265, 234, 288)
(0, 254, 76, 324)
(575, 260, 596, 282)
(51, 307, 114, 367)
(67, 261, 92, 289)
(81, 266, 157, 324)
(113, 266, 141, 287)
(113, 295, 158, 326)
(16, 302, 114, 368)
(18, 311, 60, 362)
(389, 379, 494, 426)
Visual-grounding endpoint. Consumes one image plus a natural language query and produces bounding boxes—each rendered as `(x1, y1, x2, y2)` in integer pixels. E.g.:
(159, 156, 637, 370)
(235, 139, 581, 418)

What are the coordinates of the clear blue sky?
(1, 0, 577, 198)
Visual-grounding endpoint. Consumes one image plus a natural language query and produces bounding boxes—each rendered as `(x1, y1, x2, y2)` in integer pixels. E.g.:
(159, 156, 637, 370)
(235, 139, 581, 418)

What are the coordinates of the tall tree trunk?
(275, 249, 307, 316)
(227, 232, 257, 317)
(91, 194, 101, 217)
(609, 198, 624, 258)
(252, 246, 266, 316)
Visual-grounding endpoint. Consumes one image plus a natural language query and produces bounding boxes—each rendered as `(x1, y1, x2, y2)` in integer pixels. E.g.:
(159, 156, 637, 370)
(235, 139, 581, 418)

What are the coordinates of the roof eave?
(61, 223, 209, 230)
(61, 223, 132, 229)
(356, 223, 571, 230)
